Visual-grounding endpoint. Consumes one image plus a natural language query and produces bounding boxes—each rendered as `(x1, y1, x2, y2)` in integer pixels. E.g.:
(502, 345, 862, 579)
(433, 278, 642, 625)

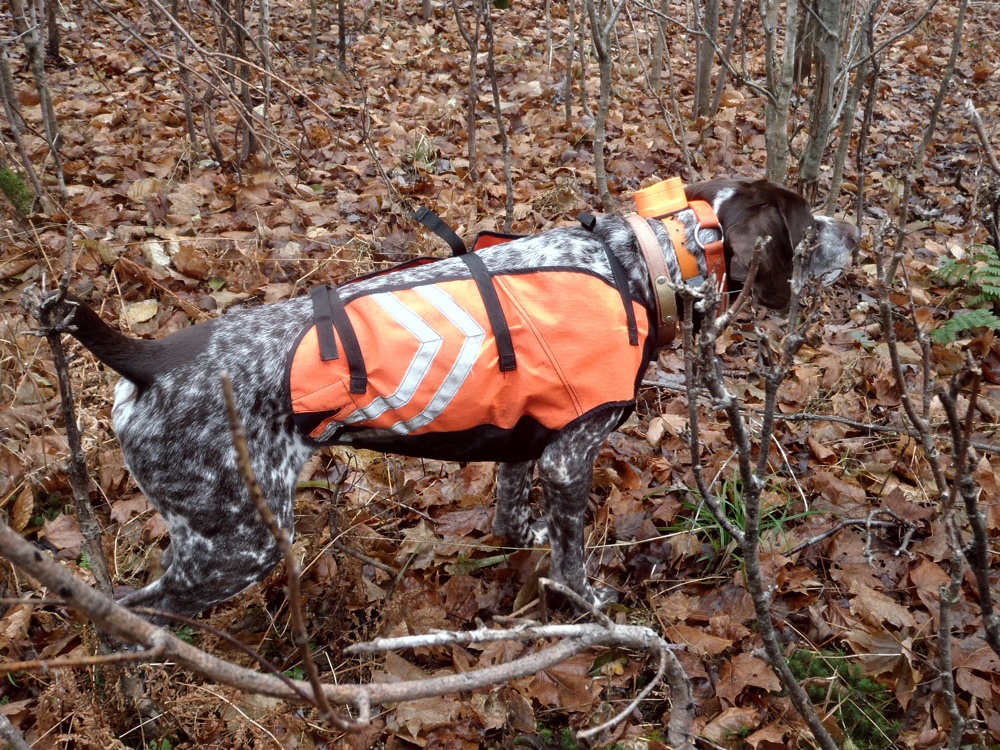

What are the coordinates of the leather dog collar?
(688, 200, 726, 296)
(626, 215, 678, 347)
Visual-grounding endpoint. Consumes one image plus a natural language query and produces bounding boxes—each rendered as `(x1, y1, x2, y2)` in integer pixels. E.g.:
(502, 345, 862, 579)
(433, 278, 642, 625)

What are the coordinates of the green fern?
(932, 309, 1000, 343)
(933, 243, 1000, 342)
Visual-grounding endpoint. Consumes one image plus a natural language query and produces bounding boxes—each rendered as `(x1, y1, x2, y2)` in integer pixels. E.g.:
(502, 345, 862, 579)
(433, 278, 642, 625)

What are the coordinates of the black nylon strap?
(311, 284, 368, 394)
(412, 206, 467, 256)
(577, 213, 640, 347)
(460, 252, 517, 372)
(310, 284, 339, 361)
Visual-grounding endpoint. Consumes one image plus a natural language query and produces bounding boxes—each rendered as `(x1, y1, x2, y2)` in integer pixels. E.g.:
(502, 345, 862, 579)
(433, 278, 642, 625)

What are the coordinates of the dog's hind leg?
(538, 405, 626, 608)
(118, 512, 286, 618)
(115, 415, 313, 619)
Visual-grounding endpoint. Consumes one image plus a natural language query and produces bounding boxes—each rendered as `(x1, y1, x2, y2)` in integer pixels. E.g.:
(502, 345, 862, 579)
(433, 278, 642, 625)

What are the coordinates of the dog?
(33, 178, 857, 618)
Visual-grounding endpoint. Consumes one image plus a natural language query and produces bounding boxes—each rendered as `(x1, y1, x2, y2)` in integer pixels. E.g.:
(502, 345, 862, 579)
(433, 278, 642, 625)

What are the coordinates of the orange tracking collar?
(630, 180, 726, 347)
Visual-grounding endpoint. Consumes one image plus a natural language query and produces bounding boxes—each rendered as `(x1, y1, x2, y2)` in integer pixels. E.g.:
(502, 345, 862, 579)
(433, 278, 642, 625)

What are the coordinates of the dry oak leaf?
(952, 640, 1000, 704)
(529, 652, 604, 711)
(745, 721, 788, 750)
(716, 652, 781, 704)
(109, 495, 152, 524)
(907, 558, 951, 618)
(391, 696, 462, 739)
(1, 605, 33, 644)
(11, 486, 33, 533)
(469, 686, 534, 733)
(812, 471, 867, 506)
(843, 629, 920, 708)
(395, 520, 440, 569)
(848, 580, 916, 629)
(702, 706, 761, 745)
(974, 455, 1000, 531)
(38, 513, 84, 557)
(665, 623, 733, 656)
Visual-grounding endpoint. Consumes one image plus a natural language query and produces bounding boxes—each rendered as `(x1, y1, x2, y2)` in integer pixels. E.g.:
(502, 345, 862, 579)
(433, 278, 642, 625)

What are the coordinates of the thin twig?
(786, 517, 909, 556)
(1, 644, 165, 672)
(0, 715, 32, 750)
(220, 373, 365, 731)
(964, 99, 1000, 177)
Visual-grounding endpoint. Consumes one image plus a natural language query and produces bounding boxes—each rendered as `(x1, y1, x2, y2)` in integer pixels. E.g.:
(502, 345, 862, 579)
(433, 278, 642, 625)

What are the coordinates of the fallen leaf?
(716, 652, 781, 703)
(849, 580, 916, 629)
(702, 706, 761, 744)
(907, 558, 951, 618)
(110, 496, 151, 523)
(665, 623, 733, 655)
(529, 652, 603, 711)
(39, 514, 84, 557)
(122, 299, 158, 326)
(11, 486, 33, 532)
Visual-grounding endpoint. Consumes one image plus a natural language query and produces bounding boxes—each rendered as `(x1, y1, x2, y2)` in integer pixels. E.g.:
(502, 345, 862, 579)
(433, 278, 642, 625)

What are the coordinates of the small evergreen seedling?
(0, 163, 34, 216)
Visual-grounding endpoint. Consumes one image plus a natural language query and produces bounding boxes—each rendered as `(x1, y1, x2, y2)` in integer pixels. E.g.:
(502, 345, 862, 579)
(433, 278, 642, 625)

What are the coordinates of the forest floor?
(2, 0, 1000, 748)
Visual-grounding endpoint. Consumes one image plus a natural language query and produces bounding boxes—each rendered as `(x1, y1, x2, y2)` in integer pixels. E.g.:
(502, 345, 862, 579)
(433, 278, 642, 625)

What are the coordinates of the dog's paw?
(526, 520, 549, 547)
(496, 518, 549, 549)
(590, 585, 618, 610)
(542, 578, 618, 613)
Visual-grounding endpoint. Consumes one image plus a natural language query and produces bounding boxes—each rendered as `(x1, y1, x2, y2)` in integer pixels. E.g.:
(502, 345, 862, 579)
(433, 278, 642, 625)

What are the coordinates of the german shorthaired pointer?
(34, 178, 857, 617)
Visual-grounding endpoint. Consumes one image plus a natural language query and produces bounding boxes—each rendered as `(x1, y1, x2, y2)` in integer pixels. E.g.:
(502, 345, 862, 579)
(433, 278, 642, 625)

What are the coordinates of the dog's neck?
(589, 212, 725, 347)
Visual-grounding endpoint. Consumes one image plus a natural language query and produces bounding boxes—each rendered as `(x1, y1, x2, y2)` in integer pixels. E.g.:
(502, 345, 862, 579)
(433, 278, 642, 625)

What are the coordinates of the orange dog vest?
(286, 265, 651, 462)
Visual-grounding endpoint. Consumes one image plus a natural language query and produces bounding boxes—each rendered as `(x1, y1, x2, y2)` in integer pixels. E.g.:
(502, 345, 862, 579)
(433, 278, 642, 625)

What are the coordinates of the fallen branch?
(20, 232, 114, 605)
(0, 714, 32, 750)
(786, 514, 915, 557)
(0, 517, 692, 742)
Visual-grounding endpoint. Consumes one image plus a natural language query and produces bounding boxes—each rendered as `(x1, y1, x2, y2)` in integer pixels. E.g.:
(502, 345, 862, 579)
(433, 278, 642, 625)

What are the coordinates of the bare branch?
(0, 714, 32, 750)
(220, 373, 363, 731)
(965, 99, 1000, 177)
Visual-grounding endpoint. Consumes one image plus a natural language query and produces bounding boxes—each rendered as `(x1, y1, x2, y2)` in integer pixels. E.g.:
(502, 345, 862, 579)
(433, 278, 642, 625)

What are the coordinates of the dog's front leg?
(537, 406, 626, 609)
(493, 460, 547, 547)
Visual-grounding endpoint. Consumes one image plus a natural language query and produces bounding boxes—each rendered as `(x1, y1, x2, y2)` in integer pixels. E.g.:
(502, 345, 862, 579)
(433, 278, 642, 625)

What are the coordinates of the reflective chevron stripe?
(341, 291, 443, 425)
(389, 284, 485, 434)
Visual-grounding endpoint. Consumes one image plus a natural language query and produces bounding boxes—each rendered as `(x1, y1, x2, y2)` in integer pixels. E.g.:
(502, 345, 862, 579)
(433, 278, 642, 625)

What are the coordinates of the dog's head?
(687, 179, 858, 309)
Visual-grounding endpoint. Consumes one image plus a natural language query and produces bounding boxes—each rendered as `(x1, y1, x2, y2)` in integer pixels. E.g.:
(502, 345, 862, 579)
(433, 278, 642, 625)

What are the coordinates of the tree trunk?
(451, 0, 483, 181)
(760, 0, 800, 183)
(709, 0, 743, 114)
(693, 0, 720, 118)
(484, 1, 514, 230)
(650, 0, 669, 91)
(584, 0, 629, 213)
(564, 0, 576, 123)
(797, 0, 842, 201)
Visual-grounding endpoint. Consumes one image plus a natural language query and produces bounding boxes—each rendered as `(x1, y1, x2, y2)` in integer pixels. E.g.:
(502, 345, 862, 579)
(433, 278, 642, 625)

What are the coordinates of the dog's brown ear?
(724, 204, 794, 309)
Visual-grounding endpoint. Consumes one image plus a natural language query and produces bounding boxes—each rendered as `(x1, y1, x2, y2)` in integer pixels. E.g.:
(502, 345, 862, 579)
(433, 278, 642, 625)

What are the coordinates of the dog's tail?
(50, 294, 200, 389)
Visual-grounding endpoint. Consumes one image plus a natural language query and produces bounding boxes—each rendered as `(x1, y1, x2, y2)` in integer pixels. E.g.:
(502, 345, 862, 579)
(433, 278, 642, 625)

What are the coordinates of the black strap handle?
(310, 285, 368, 394)
(460, 253, 517, 372)
(578, 212, 639, 347)
(413, 206, 467, 256)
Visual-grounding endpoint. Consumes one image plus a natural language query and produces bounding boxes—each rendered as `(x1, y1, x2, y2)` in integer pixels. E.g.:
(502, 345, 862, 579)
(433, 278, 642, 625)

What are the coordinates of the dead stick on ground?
(965, 99, 1000, 177)
(0, 517, 688, 730)
(0, 714, 32, 750)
